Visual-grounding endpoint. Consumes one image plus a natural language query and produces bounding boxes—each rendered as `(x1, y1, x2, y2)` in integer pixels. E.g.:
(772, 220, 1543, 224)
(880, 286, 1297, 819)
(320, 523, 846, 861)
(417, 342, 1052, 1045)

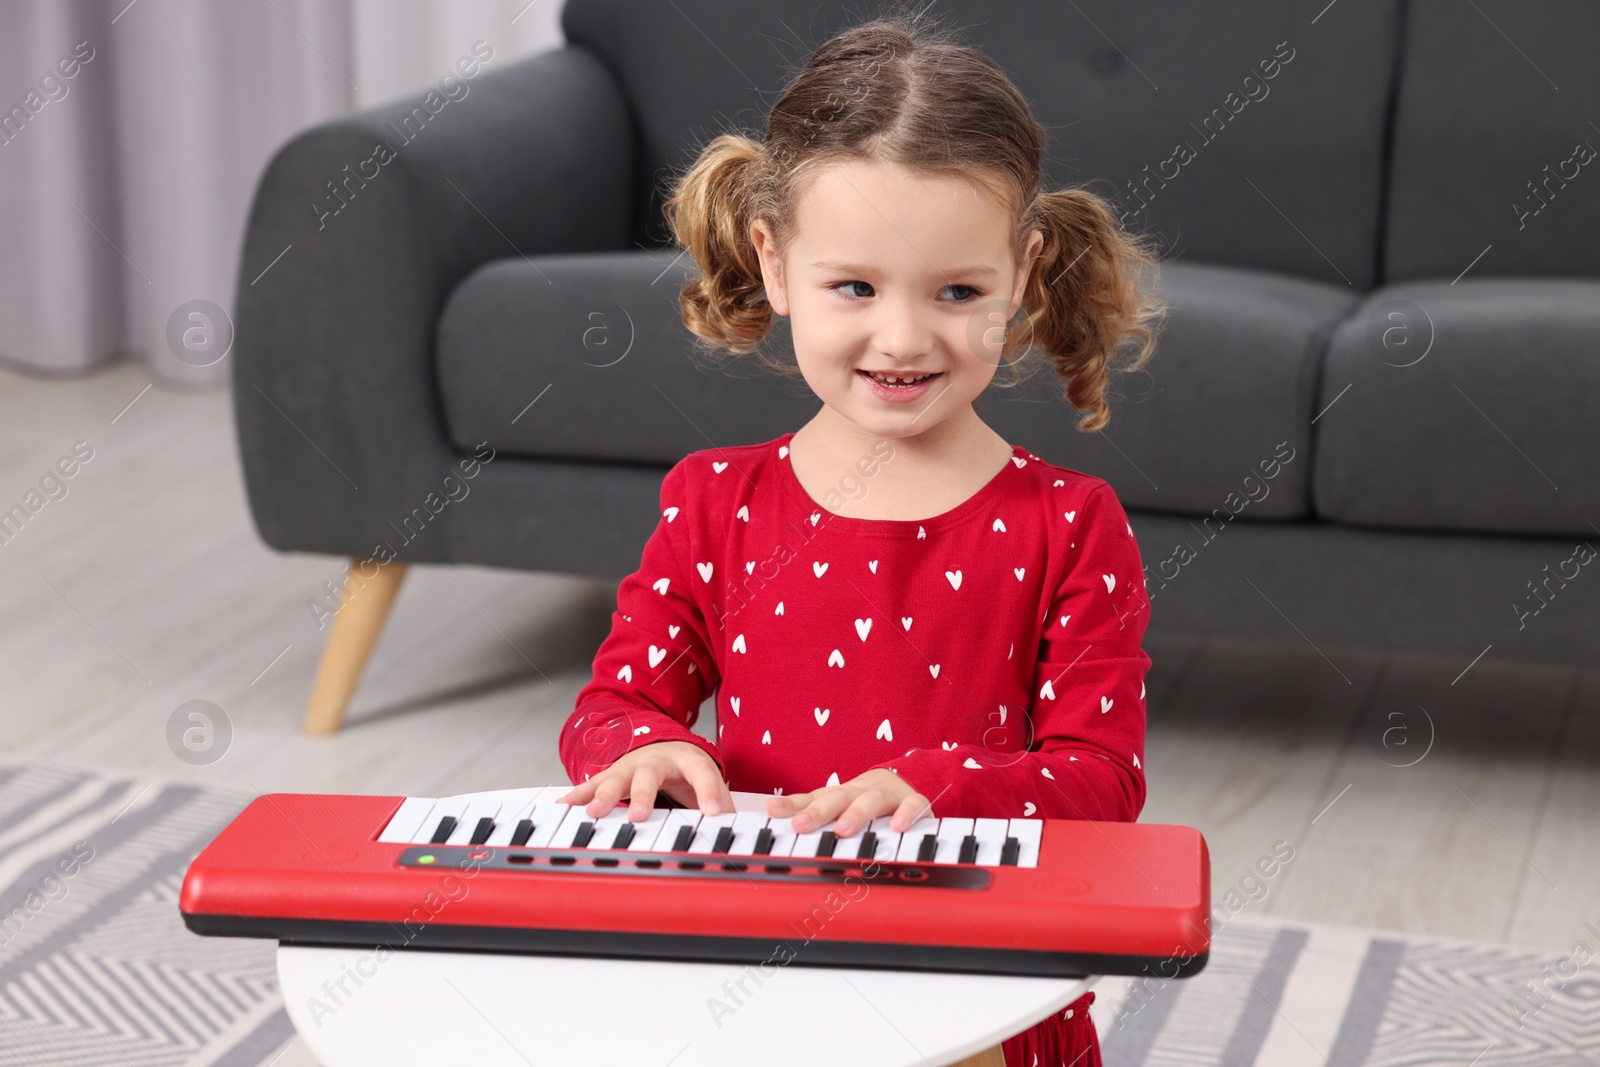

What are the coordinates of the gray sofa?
(233, 0, 1600, 690)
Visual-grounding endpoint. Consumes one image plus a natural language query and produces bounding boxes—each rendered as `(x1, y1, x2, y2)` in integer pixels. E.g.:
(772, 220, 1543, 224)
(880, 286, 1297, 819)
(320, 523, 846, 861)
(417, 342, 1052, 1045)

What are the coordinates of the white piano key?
(522, 801, 572, 849)
(727, 812, 771, 856)
(446, 796, 506, 846)
(973, 818, 1010, 866)
(654, 809, 703, 852)
(483, 789, 552, 847)
(624, 808, 672, 851)
(790, 818, 841, 858)
(586, 807, 636, 849)
(549, 805, 596, 848)
(764, 816, 800, 857)
(895, 817, 940, 862)
(865, 815, 902, 862)
(415, 796, 471, 843)
(1007, 818, 1043, 868)
(687, 812, 738, 854)
(377, 797, 436, 843)
(933, 817, 974, 864)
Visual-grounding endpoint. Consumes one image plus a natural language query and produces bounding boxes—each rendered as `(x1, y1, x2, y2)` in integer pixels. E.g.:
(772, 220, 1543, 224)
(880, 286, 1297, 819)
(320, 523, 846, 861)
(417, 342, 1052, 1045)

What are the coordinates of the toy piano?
(181, 787, 1210, 979)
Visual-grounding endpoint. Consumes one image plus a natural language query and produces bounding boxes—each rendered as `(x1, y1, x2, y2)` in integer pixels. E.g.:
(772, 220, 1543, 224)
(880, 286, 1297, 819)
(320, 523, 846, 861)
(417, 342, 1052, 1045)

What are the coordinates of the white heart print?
(652, 578, 670, 595)
(814, 707, 830, 725)
(712, 461, 728, 473)
(662, 506, 679, 522)
(962, 758, 982, 770)
(1102, 573, 1115, 593)
(668, 624, 680, 638)
(1023, 802, 1036, 816)
(1039, 679, 1056, 700)
(992, 518, 1006, 532)
(901, 616, 913, 631)
(929, 664, 940, 678)
(855, 618, 872, 641)
(696, 562, 713, 583)
(736, 505, 749, 521)
(813, 561, 828, 577)
(876, 719, 893, 741)
(1101, 695, 1114, 713)
(827, 649, 845, 668)
(730, 696, 741, 716)
(616, 664, 632, 682)
(648, 645, 666, 668)
(945, 570, 962, 590)
(732, 633, 746, 653)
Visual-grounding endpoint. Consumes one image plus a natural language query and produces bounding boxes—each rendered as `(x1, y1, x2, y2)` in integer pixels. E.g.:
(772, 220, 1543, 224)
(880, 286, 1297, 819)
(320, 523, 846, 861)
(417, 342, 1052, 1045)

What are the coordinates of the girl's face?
(752, 159, 1043, 442)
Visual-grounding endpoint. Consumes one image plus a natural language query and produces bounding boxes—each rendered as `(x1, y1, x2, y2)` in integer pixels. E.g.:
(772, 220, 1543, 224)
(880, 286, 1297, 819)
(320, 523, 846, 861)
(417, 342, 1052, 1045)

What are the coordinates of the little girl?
(558, 10, 1165, 1064)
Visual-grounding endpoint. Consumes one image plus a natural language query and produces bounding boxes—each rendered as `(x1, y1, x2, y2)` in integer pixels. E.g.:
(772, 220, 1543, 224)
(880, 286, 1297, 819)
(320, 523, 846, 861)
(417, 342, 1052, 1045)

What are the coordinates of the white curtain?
(0, 0, 563, 384)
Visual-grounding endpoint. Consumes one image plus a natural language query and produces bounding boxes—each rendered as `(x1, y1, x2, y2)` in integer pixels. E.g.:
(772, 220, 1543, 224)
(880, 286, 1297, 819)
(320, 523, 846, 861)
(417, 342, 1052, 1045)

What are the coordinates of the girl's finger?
(767, 790, 814, 816)
(585, 772, 627, 818)
(558, 778, 597, 808)
(683, 758, 731, 816)
(834, 790, 891, 838)
(793, 788, 853, 833)
(626, 763, 663, 820)
(889, 792, 933, 833)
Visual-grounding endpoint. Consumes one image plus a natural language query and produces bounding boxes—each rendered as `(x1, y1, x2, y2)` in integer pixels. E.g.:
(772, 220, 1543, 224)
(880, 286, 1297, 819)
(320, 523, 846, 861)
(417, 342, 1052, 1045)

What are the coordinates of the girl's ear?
(1011, 228, 1045, 317)
(750, 218, 790, 317)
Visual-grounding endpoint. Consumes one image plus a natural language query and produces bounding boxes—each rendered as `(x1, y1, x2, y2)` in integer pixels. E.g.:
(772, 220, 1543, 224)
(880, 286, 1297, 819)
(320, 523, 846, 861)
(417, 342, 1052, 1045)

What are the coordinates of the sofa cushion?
(437, 252, 1356, 520)
(1312, 278, 1600, 537)
(561, 0, 1402, 288)
(1383, 1, 1600, 282)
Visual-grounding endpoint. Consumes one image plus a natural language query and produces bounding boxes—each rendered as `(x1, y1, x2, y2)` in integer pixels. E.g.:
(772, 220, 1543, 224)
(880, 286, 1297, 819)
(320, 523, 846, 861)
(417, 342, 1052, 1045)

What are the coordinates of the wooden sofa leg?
(302, 559, 409, 734)
(949, 1046, 1005, 1067)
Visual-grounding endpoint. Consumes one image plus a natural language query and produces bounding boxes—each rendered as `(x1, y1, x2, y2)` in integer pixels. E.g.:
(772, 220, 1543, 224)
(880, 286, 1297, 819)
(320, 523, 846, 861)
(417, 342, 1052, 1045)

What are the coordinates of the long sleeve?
(559, 460, 723, 783)
(874, 482, 1150, 822)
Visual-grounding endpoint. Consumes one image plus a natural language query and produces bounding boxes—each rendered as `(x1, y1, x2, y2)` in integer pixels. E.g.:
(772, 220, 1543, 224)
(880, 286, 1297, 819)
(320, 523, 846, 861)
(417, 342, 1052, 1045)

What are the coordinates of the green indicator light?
(418, 854, 435, 864)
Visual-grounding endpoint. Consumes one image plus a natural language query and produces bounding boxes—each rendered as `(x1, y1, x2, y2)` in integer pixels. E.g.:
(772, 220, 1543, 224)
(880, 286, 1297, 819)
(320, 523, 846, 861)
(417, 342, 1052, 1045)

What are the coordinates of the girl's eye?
(827, 281, 983, 303)
(829, 280, 874, 299)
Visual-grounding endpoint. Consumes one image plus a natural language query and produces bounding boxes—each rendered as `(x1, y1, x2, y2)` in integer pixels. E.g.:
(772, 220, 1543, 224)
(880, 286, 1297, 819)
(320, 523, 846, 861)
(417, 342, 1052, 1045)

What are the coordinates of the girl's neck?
(788, 405, 1015, 521)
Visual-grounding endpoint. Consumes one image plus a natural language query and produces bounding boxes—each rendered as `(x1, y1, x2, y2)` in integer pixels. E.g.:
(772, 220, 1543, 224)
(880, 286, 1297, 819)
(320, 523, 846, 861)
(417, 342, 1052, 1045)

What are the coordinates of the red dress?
(561, 431, 1151, 1063)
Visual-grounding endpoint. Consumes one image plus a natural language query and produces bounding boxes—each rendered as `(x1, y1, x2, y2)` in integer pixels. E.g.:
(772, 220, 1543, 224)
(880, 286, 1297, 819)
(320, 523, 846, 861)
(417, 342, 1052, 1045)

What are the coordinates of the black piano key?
(469, 817, 495, 845)
(509, 819, 535, 846)
(571, 821, 596, 848)
(429, 816, 458, 844)
(752, 827, 775, 855)
(612, 822, 636, 850)
(856, 831, 878, 860)
(916, 835, 938, 862)
(817, 830, 838, 857)
(671, 824, 695, 852)
(1000, 837, 1021, 866)
(711, 825, 735, 854)
(958, 834, 979, 864)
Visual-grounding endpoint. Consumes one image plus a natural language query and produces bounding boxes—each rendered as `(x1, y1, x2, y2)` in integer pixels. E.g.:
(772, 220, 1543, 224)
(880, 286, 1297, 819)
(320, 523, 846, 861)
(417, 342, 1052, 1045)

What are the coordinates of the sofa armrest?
(232, 46, 635, 562)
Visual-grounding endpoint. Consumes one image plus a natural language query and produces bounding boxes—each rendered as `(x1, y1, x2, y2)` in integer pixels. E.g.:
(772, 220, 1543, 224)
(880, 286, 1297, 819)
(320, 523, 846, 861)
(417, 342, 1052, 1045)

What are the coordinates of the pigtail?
(1016, 187, 1167, 432)
(663, 133, 775, 354)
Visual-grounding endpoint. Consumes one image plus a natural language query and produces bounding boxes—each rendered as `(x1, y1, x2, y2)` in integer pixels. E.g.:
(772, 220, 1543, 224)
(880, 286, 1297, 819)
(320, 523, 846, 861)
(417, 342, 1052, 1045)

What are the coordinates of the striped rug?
(2, 764, 1595, 1066)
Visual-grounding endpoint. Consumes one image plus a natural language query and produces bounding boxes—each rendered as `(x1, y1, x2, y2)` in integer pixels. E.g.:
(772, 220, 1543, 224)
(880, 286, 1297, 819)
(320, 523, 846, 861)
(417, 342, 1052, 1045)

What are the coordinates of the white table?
(278, 946, 1095, 1066)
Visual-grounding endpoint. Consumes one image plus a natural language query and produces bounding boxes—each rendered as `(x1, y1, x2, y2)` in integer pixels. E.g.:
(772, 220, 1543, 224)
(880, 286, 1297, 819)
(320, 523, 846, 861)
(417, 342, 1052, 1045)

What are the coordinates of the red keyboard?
(180, 787, 1210, 979)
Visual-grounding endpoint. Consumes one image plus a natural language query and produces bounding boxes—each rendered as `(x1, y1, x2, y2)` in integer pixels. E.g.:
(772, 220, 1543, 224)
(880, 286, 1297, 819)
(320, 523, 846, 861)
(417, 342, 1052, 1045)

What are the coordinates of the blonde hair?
(663, 7, 1166, 432)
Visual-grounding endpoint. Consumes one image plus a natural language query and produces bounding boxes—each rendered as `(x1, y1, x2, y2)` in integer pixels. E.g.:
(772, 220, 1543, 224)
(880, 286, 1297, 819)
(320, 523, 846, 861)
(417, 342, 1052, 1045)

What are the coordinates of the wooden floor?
(3, 359, 1597, 1051)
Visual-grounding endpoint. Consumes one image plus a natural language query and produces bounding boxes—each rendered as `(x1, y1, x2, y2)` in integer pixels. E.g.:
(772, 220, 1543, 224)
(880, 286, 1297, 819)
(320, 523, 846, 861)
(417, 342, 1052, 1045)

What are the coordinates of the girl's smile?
(856, 367, 944, 403)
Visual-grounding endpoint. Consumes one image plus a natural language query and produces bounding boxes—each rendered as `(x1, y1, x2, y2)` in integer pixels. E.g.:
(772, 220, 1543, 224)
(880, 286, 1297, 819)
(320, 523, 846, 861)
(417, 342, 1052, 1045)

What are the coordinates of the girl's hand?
(766, 768, 933, 838)
(558, 740, 733, 822)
